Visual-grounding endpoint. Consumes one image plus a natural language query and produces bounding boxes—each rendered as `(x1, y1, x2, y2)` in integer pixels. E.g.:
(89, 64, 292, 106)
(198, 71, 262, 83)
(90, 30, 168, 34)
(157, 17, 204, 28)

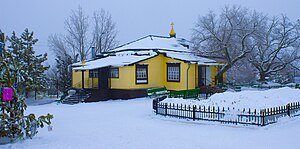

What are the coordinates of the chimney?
(91, 46, 96, 59)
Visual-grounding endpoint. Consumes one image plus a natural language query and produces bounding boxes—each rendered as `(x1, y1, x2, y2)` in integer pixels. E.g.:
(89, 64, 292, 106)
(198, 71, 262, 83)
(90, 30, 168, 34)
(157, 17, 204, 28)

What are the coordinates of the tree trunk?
(215, 73, 223, 85)
(258, 72, 266, 83)
(215, 64, 231, 85)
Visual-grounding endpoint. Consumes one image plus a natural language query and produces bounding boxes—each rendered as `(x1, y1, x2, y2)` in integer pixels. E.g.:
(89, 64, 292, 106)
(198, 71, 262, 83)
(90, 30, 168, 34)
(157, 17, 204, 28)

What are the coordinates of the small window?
(110, 68, 119, 78)
(89, 70, 98, 78)
(167, 63, 180, 82)
(136, 64, 148, 84)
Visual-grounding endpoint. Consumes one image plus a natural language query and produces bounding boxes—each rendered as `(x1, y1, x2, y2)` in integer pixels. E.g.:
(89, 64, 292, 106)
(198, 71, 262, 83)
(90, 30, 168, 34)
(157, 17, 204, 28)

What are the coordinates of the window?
(89, 70, 98, 78)
(110, 68, 119, 78)
(167, 63, 180, 82)
(136, 64, 148, 84)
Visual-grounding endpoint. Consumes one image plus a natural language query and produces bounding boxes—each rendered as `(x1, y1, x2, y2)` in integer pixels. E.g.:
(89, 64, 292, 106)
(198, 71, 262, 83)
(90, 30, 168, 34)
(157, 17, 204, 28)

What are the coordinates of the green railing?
(147, 87, 169, 96)
(169, 89, 199, 99)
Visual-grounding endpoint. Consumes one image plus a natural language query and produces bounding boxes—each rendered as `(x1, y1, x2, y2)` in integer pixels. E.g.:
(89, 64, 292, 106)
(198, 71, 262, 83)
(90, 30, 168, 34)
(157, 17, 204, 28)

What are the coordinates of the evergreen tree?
(0, 30, 53, 141)
(8, 29, 49, 98)
(55, 52, 73, 98)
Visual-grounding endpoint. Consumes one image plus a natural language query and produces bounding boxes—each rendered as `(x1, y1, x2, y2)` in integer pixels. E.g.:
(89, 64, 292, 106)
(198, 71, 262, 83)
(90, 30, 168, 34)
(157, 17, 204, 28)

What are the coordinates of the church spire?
(169, 22, 176, 38)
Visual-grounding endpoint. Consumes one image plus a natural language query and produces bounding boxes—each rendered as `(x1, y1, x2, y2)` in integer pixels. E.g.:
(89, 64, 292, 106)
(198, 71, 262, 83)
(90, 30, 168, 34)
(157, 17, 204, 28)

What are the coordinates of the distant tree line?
(191, 5, 300, 84)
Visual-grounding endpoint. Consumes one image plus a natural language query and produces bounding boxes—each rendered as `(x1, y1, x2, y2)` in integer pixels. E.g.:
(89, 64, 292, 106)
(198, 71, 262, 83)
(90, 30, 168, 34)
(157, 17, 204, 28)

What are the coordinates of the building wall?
(163, 57, 185, 90)
(72, 70, 80, 88)
(133, 54, 165, 89)
(187, 63, 196, 90)
(110, 66, 134, 89)
(195, 65, 198, 87)
(211, 66, 217, 86)
(110, 54, 196, 90)
(72, 55, 223, 90)
(111, 54, 165, 89)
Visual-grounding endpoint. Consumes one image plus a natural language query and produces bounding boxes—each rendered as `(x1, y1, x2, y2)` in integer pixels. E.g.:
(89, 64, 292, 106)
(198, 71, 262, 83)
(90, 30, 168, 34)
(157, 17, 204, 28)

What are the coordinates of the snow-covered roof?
(159, 50, 217, 64)
(73, 53, 157, 70)
(73, 35, 221, 70)
(110, 35, 191, 53)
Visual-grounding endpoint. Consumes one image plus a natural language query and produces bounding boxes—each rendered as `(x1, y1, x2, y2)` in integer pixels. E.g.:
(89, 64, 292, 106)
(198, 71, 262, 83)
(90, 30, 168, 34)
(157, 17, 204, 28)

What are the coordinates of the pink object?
(3, 87, 13, 101)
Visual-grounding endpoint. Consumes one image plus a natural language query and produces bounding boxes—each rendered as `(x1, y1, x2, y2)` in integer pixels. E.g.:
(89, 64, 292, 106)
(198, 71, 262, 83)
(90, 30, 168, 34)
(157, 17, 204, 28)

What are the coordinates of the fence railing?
(153, 97, 300, 126)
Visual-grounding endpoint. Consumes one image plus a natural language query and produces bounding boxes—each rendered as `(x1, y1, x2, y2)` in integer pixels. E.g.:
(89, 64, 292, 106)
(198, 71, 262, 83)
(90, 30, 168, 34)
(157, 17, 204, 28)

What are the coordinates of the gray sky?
(1, 0, 299, 65)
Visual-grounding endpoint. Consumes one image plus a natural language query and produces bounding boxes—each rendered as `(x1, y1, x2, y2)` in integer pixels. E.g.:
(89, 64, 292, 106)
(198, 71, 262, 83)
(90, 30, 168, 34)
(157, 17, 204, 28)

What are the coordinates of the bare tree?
(248, 15, 300, 82)
(191, 6, 262, 85)
(227, 59, 257, 84)
(48, 34, 79, 63)
(48, 6, 118, 94)
(65, 5, 91, 62)
(48, 34, 73, 97)
(92, 9, 118, 54)
(49, 6, 118, 62)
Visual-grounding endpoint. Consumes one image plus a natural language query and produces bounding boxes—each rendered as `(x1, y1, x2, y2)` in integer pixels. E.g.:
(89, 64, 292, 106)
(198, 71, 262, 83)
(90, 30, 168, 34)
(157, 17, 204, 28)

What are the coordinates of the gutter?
(186, 63, 191, 90)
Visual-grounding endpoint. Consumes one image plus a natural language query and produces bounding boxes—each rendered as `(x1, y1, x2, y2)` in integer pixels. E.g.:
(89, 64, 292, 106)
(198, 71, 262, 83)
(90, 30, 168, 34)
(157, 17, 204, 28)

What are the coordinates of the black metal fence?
(153, 97, 300, 126)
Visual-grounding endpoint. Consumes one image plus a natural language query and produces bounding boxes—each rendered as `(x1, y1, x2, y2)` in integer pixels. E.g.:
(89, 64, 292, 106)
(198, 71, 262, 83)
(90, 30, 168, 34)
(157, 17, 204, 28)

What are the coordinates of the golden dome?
(169, 22, 176, 38)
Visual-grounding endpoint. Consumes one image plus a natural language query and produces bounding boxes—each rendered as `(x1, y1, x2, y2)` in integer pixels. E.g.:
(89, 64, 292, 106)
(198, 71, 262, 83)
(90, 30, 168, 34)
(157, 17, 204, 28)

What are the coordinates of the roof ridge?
(103, 35, 169, 54)
(101, 35, 191, 54)
(113, 35, 150, 50)
(112, 35, 174, 50)
(148, 35, 170, 39)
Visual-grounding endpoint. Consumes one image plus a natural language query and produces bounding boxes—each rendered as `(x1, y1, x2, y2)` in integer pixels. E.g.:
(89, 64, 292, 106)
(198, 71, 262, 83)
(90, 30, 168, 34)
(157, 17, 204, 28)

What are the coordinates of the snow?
(2, 95, 300, 149)
(261, 82, 284, 88)
(111, 35, 190, 52)
(73, 54, 157, 70)
(25, 98, 56, 106)
(72, 35, 221, 70)
(72, 49, 220, 70)
(110, 35, 218, 64)
(162, 87, 300, 110)
(286, 82, 296, 87)
(159, 50, 217, 64)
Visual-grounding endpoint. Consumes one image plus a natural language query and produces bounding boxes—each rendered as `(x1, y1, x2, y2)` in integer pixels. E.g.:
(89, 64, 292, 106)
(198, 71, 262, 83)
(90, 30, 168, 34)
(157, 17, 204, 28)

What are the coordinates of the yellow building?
(72, 26, 225, 101)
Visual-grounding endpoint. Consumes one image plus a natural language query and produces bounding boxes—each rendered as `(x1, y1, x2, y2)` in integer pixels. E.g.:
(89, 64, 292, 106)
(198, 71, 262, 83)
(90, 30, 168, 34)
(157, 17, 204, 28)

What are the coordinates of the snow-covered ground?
(2, 95, 300, 149)
(163, 87, 300, 109)
(25, 98, 56, 106)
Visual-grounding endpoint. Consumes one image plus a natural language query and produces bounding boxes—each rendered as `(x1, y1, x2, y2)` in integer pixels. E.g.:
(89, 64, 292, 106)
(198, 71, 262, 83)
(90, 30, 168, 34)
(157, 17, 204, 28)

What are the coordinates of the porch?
(72, 67, 110, 90)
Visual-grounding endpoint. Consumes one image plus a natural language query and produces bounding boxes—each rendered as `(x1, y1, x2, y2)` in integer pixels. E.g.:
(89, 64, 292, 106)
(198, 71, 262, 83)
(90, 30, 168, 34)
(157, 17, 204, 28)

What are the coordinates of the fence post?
(153, 99, 155, 110)
(165, 103, 168, 116)
(261, 109, 265, 126)
(217, 107, 220, 121)
(192, 105, 196, 121)
(286, 104, 290, 117)
(155, 100, 158, 114)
